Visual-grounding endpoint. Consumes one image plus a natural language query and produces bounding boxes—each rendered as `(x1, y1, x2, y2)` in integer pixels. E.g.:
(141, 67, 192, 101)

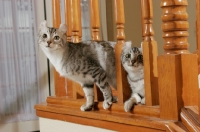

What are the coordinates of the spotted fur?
(121, 41, 145, 112)
(38, 21, 116, 111)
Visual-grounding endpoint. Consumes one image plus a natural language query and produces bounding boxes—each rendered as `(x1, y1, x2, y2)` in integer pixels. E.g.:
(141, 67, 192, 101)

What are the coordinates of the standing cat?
(121, 41, 145, 112)
(38, 21, 116, 111)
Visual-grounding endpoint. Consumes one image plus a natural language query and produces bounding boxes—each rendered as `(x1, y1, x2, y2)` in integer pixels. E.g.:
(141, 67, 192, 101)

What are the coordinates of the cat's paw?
(141, 98, 145, 104)
(80, 104, 93, 111)
(112, 96, 118, 103)
(103, 99, 113, 110)
(124, 98, 137, 112)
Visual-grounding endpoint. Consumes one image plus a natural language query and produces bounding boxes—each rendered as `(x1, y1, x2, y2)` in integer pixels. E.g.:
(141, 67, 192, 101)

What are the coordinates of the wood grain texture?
(35, 102, 171, 131)
(165, 122, 188, 132)
(45, 96, 160, 117)
(36, 110, 165, 132)
(158, 54, 183, 120)
(181, 108, 200, 132)
(141, 0, 159, 106)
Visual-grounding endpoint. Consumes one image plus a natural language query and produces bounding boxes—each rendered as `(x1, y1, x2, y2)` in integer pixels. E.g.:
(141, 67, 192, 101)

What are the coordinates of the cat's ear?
(39, 20, 47, 30)
(59, 23, 67, 33)
(123, 41, 132, 49)
(139, 42, 143, 53)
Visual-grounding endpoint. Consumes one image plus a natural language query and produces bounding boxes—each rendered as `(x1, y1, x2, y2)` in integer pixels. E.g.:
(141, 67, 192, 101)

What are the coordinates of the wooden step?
(181, 106, 200, 132)
(35, 96, 175, 132)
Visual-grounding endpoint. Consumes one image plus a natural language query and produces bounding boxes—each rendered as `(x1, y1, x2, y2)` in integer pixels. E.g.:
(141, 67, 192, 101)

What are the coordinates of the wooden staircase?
(35, 0, 200, 131)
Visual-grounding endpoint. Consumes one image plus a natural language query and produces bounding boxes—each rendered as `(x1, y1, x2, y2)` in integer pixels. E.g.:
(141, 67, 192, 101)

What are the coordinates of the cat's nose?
(47, 41, 51, 45)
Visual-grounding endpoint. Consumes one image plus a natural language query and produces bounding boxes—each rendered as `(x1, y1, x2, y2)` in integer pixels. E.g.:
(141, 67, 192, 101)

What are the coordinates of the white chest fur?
(40, 45, 65, 76)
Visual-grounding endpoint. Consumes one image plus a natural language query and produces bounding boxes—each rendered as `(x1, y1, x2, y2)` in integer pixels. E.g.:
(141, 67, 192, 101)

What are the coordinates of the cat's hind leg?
(124, 93, 142, 112)
(95, 75, 113, 109)
(80, 85, 94, 111)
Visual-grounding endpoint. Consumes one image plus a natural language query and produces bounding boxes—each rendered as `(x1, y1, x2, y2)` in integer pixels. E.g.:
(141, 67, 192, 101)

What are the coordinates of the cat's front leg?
(80, 86, 94, 111)
(124, 93, 141, 112)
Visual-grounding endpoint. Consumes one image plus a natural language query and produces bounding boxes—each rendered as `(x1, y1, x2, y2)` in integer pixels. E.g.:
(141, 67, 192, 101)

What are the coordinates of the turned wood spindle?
(161, 0, 189, 54)
(52, 0, 67, 97)
(70, 0, 82, 43)
(141, 0, 159, 106)
(114, 0, 130, 104)
(65, 0, 72, 42)
(89, 0, 103, 102)
(90, 0, 100, 41)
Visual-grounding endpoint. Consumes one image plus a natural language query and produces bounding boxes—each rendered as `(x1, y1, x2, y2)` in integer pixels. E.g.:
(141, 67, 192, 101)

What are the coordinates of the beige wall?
(107, 0, 197, 55)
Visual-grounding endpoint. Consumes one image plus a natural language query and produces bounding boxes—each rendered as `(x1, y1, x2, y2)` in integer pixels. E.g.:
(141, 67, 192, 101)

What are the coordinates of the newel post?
(196, 0, 200, 121)
(114, 0, 131, 104)
(141, 0, 159, 106)
(158, 0, 199, 120)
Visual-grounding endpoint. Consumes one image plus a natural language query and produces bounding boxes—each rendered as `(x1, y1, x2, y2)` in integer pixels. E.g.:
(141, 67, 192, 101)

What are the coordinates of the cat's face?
(121, 41, 143, 72)
(38, 21, 67, 51)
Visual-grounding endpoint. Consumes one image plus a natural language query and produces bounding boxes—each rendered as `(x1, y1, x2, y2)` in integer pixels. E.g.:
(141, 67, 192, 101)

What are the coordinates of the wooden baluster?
(65, 0, 72, 42)
(114, 0, 130, 104)
(71, 0, 81, 43)
(89, 0, 103, 102)
(90, 0, 100, 41)
(141, 0, 159, 106)
(158, 0, 199, 120)
(78, 2, 82, 41)
(196, 0, 200, 120)
(52, 0, 67, 97)
(69, 0, 84, 99)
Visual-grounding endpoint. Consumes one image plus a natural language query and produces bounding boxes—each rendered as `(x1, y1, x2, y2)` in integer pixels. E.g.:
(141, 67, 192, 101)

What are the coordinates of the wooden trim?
(36, 110, 164, 132)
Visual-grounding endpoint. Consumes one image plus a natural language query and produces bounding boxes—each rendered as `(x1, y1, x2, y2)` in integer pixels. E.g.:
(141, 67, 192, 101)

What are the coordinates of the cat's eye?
(125, 54, 131, 58)
(43, 34, 47, 38)
(54, 36, 60, 40)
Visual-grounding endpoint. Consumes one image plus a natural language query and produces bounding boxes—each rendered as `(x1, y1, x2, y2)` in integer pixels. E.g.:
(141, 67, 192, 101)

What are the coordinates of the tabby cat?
(38, 21, 116, 111)
(121, 41, 145, 112)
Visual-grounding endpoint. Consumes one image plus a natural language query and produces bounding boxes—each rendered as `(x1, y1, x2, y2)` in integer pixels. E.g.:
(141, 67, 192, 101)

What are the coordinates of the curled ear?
(139, 42, 143, 54)
(123, 41, 132, 49)
(39, 20, 47, 30)
(59, 23, 67, 33)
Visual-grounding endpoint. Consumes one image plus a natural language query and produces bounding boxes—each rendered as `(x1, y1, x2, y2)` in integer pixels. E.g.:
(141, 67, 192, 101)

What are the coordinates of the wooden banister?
(35, 1, 200, 131)
(158, 0, 199, 120)
(141, 0, 159, 106)
(114, 0, 130, 104)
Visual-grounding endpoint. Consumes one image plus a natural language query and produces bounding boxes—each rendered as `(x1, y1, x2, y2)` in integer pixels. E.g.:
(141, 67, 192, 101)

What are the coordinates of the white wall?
(39, 118, 115, 132)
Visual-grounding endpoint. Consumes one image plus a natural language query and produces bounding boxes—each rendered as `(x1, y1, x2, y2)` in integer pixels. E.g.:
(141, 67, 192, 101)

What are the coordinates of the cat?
(38, 21, 116, 111)
(121, 41, 145, 112)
